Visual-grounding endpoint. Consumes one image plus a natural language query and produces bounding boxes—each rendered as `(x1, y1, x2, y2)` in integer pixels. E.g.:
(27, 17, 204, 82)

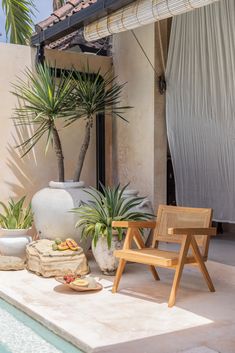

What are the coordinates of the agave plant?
(12, 63, 77, 182)
(68, 68, 131, 182)
(0, 196, 33, 229)
(73, 184, 154, 248)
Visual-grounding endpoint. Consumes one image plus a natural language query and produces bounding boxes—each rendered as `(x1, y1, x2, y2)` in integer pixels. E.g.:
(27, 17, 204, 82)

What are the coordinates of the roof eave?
(31, 0, 135, 47)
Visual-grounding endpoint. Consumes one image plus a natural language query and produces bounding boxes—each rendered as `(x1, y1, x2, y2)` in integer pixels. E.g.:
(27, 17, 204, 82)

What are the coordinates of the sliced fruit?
(54, 238, 62, 245)
(71, 279, 89, 287)
(66, 238, 79, 251)
(52, 243, 58, 251)
(63, 274, 81, 284)
(64, 275, 75, 284)
(57, 241, 69, 251)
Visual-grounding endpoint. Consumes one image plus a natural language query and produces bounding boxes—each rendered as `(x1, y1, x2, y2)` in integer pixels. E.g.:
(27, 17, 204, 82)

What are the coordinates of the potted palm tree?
(74, 184, 154, 275)
(12, 63, 130, 249)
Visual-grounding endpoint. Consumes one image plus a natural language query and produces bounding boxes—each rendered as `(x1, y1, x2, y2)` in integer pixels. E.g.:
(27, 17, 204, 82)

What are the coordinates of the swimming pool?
(0, 298, 83, 353)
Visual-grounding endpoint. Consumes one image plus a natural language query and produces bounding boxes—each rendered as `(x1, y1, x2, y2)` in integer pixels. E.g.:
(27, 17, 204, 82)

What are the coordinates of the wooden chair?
(112, 205, 216, 307)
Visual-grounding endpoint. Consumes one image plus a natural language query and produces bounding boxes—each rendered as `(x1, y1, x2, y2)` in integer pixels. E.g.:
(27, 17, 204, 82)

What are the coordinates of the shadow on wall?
(6, 124, 56, 204)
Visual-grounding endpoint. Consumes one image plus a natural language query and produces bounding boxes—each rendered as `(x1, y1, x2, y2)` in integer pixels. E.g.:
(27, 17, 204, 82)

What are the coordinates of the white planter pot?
(123, 189, 154, 244)
(92, 234, 124, 275)
(0, 235, 32, 259)
(32, 181, 91, 252)
(0, 228, 30, 237)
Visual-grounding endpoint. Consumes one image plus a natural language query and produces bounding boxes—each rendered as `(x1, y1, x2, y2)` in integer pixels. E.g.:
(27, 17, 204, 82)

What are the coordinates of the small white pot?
(0, 235, 32, 259)
(92, 234, 124, 275)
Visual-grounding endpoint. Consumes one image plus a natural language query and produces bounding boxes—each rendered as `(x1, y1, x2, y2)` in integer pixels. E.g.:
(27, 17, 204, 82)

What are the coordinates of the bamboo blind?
(84, 0, 220, 42)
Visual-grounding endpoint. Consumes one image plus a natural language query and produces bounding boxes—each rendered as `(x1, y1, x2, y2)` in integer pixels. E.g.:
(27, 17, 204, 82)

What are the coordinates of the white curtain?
(166, 0, 235, 222)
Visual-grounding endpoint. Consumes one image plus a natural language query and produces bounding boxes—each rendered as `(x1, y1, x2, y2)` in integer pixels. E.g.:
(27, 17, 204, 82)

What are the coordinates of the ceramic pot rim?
(49, 181, 85, 189)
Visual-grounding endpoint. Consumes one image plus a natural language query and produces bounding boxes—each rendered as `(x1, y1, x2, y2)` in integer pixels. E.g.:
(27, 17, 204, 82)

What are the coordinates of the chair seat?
(114, 248, 200, 267)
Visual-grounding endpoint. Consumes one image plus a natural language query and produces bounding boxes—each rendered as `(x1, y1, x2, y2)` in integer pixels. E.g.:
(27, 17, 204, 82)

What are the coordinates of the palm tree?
(2, 0, 65, 45)
(2, 0, 35, 44)
(12, 64, 77, 182)
(67, 69, 131, 182)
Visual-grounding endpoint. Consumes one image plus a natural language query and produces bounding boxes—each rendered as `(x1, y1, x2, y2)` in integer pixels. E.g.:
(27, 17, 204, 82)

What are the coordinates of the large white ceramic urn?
(32, 181, 91, 252)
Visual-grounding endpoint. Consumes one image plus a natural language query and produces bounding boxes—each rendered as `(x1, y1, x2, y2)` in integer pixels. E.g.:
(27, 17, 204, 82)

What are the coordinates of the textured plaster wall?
(112, 24, 167, 207)
(0, 44, 110, 204)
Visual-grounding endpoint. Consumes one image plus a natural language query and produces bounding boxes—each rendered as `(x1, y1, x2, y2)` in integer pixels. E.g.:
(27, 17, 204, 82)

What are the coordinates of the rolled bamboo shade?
(84, 0, 219, 42)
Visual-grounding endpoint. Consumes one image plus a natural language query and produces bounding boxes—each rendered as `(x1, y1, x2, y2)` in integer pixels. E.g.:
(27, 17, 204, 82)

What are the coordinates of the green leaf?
(12, 64, 76, 181)
(2, 0, 36, 45)
(72, 184, 155, 248)
(0, 196, 33, 229)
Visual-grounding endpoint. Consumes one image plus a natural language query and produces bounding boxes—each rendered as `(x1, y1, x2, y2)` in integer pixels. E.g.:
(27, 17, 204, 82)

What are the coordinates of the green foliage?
(66, 68, 131, 126)
(0, 196, 33, 229)
(2, 0, 35, 44)
(12, 63, 77, 157)
(73, 184, 154, 249)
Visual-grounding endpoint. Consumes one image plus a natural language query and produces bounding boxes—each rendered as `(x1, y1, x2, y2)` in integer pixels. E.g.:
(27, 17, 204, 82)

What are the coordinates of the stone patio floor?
(0, 254, 234, 353)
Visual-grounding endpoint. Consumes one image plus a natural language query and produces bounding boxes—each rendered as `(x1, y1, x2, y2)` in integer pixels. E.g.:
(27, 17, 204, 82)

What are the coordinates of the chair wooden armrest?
(112, 221, 156, 229)
(168, 227, 216, 236)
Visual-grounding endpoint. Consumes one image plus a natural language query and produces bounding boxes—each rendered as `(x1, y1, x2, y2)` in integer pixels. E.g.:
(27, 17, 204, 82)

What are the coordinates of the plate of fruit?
(52, 238, 80, 251)
(56, 275, 103, 292)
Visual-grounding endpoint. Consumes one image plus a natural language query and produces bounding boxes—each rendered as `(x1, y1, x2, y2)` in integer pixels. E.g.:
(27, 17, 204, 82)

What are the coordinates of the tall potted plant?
(12, 63, 130, 249)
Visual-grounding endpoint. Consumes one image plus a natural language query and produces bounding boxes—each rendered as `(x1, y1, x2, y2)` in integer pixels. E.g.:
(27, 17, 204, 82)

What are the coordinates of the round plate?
(55, 277, 103, 292)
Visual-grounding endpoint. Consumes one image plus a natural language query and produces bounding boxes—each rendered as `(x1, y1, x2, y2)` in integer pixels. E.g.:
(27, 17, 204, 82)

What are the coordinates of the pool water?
(0, 298, 83, 353)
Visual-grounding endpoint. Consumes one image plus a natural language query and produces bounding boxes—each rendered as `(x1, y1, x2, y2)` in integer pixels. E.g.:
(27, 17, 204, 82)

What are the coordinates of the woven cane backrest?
(153, 205, 212, 257)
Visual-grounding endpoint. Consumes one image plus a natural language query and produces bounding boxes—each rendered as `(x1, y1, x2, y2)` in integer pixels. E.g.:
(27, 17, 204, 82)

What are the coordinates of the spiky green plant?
(67, 68, 131, 181)
(2, 0, 35, 44)
(0, 196, 33, 229)
(73, 184, 154, 249)
(12, 63, 77, 182)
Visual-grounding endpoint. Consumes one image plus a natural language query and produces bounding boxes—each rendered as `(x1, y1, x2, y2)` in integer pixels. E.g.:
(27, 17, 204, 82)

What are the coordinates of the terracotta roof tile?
(35, 0, 97, 32)
(35, 0, 110, 55)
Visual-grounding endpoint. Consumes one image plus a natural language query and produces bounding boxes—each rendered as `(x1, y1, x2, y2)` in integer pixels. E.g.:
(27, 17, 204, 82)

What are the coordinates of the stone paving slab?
(0, 259, 234, 353)
(181, 347, 219, 353)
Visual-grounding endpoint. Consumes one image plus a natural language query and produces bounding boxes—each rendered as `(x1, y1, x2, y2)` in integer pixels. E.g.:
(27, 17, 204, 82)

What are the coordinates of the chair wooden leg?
(191, 237, 215, 292)
(149, 265, 160, 281)
(168, 265, 185, 307)
(168, 235, 191, 307)
(112, 259, 126, 293)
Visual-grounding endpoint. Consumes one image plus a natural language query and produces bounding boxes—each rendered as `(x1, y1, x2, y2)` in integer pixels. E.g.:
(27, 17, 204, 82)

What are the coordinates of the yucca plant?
(13, 64, 130, 183)
(12, 63, 77, 182)
(67, 68, 131, 181)
(73, 184, 154, 249)
(0, 196, 33, 229)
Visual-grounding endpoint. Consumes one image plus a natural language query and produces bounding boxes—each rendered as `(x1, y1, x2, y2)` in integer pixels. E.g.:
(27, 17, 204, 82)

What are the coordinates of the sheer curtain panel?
(166, 0, 235, 222)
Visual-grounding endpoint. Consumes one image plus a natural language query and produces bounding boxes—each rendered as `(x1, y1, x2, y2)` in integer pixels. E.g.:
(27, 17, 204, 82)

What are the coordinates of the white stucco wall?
(0, 43, 102, 204)
(112, 23, 167, 206)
